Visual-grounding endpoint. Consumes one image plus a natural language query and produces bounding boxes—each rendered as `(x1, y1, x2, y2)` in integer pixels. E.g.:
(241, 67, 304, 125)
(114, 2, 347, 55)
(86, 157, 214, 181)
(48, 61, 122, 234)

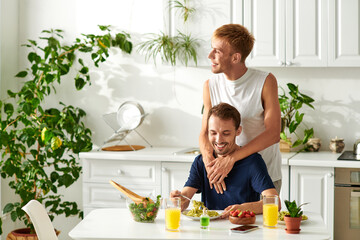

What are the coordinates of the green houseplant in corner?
(0, 25, 132, 237)
(278, 83, 315, 152)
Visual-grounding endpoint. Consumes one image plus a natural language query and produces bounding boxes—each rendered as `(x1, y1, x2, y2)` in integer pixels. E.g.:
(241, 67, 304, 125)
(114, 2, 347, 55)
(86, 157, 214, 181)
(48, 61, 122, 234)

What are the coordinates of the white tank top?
(208, 68, 281, 182)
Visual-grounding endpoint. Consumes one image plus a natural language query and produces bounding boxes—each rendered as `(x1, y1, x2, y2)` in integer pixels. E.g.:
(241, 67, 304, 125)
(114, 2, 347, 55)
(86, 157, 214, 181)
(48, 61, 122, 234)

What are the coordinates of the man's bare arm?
(199, 80, 214, 166)
(199, 80, 227, 193)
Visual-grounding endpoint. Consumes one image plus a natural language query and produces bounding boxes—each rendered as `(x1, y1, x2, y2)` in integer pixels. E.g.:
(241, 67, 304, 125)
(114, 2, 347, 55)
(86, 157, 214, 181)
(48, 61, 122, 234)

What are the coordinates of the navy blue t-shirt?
(184, 153, 275, 210)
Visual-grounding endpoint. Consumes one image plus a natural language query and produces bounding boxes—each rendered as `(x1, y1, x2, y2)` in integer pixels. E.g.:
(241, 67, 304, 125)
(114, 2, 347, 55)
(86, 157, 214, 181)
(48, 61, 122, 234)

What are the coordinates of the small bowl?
(126, 196, 161, 223)
(229, 215, 256, 225)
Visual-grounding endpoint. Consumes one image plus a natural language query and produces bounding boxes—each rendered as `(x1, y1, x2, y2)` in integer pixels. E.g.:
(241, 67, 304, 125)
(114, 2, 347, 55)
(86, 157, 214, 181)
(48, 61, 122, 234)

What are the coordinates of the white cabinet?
(244, 0, 328, 67)
(328, 0, 360, 66)
(82, 158, 162, 216)
(290, 166, 334, 238)
(161, 162, 201, 202)
(280, 164, 289, 210)
(81, 150, 292, 217)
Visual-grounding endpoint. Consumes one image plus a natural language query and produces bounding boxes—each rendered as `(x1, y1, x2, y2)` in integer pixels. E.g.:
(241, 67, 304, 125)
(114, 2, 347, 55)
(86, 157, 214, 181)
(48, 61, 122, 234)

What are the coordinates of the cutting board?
(102, 145, 145, 151)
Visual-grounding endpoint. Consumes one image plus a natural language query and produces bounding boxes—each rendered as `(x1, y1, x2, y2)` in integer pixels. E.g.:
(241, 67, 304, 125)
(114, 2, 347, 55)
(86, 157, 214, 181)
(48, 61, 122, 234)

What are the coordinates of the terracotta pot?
(284, 216, 301, 234)
(6, 228, 60, 240)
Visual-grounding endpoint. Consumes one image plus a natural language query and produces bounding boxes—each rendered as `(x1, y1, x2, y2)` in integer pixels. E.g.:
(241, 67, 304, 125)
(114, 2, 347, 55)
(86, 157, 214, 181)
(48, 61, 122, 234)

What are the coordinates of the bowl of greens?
(126, 195, 161, 223)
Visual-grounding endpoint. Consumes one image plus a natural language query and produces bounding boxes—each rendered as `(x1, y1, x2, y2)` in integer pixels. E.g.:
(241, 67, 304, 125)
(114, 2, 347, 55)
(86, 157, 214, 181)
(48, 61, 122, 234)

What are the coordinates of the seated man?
(170, 102, 280, 217)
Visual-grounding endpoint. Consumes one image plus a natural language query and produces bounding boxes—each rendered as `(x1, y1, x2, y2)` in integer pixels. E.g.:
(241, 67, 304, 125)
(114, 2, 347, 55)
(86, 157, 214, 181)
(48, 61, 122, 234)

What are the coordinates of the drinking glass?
(164, 197, 181, 231)
(263, 195, 279, 227)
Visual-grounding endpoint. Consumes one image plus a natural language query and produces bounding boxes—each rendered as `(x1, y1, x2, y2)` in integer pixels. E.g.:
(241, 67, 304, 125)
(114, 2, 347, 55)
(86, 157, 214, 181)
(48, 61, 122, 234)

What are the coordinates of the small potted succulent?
(283, 200, 307, 234)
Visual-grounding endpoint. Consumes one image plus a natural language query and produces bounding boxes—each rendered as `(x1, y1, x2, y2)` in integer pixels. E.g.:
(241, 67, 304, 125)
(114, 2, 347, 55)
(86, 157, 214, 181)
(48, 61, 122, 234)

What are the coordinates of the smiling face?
(208, 37, 235, 74)
(208, 115, 241, 156)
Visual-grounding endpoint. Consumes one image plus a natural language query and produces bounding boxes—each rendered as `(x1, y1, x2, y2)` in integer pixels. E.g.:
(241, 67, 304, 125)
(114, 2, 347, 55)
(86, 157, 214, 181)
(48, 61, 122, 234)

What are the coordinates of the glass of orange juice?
(164, 197, 181, 231)
(263, 195, 279, 228)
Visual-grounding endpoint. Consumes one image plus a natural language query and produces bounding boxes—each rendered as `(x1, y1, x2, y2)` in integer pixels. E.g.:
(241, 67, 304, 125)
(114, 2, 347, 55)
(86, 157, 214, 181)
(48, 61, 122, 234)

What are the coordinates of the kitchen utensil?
(109, 180, 153, 204)
(101, 101, 152, 150)
(179, 194, 192, 202)
(354, 139, 360, 155)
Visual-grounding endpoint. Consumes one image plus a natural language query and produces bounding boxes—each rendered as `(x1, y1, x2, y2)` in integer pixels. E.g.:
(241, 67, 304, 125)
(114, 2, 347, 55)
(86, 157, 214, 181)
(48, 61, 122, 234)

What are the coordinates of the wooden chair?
(21, 200, 58, 240)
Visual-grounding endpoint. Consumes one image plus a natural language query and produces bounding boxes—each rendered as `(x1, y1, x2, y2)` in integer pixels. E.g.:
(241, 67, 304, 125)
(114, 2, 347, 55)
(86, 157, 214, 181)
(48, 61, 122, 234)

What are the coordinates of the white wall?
(1, 0, 360, 239)
(1, 0, 20, 238)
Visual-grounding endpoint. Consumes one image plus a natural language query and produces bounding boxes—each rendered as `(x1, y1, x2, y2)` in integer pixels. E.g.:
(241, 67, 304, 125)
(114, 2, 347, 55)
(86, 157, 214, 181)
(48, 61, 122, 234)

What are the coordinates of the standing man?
(200, 24, 282, 195)
(171, 103, 279, 217)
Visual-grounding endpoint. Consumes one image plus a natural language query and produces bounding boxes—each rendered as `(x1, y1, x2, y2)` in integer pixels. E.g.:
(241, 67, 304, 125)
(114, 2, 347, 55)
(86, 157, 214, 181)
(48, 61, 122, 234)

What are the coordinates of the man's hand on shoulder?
(208, 154, 235, 185)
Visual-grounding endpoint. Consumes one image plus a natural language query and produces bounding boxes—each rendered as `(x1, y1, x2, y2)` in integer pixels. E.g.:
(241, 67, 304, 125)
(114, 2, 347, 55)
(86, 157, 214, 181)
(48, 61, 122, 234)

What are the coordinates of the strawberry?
(239, 211, 246, 218)
(234, 209, 240, 216)
(250, 212, 255, 217)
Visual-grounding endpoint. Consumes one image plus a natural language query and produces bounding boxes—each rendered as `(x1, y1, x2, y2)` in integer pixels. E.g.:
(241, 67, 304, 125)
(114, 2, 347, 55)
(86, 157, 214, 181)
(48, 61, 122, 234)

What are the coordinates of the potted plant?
(169, 0, 196, 23)
(137, 0, 200, 67)
(283, 200, 307, 234)
(0, 25, 132, 237)
(137, 31, 200, 66)
(278, 83, 315, 152)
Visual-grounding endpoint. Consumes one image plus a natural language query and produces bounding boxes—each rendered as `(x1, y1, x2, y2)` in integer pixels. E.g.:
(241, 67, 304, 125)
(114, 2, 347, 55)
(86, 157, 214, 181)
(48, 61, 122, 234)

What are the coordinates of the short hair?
(213, 24, 255, 62)
(207, 103, 241, 129)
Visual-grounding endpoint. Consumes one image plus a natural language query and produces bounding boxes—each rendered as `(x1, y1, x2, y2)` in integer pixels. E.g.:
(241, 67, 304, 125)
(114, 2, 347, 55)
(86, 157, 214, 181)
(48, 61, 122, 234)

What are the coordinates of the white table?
(69, 208, 330, 240)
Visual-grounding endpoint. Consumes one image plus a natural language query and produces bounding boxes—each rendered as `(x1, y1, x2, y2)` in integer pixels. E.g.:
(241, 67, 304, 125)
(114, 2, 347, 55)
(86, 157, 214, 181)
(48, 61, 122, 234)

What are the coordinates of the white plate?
(278, 218, 308, 225)
(182, 210, 222, 221)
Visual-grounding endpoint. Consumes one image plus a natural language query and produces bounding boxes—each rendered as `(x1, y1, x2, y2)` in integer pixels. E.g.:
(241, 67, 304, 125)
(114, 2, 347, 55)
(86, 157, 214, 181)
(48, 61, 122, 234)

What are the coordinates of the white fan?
(101, 101, 152, 150)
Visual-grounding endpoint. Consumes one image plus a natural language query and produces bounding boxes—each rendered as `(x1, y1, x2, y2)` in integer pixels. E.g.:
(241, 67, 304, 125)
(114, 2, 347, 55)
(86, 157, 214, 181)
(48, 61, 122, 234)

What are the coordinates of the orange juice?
(165, 208, 181, 231)
(263, 203, 278, 227)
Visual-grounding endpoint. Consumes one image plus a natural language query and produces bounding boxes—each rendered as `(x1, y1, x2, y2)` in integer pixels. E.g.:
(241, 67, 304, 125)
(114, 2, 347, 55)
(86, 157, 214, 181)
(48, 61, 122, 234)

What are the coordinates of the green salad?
(128, 195, 161, 223)
(278, 211, 308, 221)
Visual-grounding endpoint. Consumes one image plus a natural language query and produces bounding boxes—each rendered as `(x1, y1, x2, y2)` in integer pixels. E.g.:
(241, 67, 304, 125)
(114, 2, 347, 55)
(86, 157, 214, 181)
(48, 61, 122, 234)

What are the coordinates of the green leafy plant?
(0, 25, 132, 234)
(137, 31, 200, 66)
(278, 83, 315, 151)
(169, 0, 196, 23)
(174, 31, 199, 66)
(284, 200, 307, 218)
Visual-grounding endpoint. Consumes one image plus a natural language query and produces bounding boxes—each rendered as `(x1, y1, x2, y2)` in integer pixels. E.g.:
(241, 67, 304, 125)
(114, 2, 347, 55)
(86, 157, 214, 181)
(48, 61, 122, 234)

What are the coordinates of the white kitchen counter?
(80, 147, 292, 165)
(79, 147, 195, 162)
(289, 151, 360, 168)
(279, 152, 294, 165)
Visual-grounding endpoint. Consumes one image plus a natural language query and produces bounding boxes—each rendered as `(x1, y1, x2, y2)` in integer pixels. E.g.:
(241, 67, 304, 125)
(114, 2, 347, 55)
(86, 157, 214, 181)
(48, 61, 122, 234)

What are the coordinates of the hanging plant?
(137, 31, 200, 66)
(137, 32, 176, 66)
(169, 0, 196, 23)
(174, 31, 200, 66)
